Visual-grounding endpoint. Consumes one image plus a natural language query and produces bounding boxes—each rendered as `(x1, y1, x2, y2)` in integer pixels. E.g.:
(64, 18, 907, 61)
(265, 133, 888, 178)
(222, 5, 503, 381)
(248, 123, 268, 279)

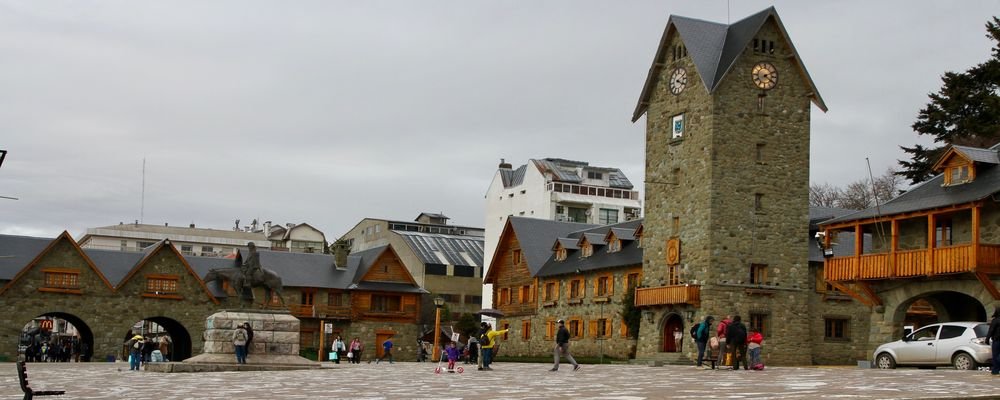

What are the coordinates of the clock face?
(669, 67, 687, 95)
(751, 62, 778, 90)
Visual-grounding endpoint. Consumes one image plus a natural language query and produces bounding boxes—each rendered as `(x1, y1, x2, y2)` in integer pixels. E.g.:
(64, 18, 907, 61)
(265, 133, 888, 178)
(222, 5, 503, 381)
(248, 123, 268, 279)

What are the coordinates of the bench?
(16, 361, 65, 400)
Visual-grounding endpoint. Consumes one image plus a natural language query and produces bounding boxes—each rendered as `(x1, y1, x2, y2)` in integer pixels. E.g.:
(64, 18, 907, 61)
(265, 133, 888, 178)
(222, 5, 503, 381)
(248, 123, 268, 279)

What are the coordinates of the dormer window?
(944, 164, 972, 185)
(581, 244, 593, 258)
(555, 247, 567, 261)
(608, 239, 621, 253)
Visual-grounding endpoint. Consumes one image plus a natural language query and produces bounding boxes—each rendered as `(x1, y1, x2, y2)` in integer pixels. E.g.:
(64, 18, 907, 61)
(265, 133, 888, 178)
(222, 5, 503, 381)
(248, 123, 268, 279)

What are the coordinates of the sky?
(1, 0, 997, 240)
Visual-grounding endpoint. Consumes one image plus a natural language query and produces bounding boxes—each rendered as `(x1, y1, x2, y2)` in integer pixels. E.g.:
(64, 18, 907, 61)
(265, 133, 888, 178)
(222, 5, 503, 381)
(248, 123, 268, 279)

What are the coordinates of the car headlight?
(971, 338, 987, 345)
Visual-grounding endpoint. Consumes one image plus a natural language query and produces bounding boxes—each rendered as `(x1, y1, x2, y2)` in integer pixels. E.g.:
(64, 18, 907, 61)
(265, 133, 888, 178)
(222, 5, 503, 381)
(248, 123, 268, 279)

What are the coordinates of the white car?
(873, 322, 992, 370)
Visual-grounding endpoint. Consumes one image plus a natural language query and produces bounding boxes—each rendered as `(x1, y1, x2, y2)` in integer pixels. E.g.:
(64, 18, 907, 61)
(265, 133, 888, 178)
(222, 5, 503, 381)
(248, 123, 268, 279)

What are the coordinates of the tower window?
(750, 264, 768, 284)
(753, 38, 776, 54)
(755, 143, 765, 163)
(754, 193, 764, 211)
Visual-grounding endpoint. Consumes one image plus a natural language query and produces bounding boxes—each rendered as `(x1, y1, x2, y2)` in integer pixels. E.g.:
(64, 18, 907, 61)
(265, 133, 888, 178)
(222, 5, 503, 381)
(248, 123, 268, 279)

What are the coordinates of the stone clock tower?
(632, 7, 827, 364)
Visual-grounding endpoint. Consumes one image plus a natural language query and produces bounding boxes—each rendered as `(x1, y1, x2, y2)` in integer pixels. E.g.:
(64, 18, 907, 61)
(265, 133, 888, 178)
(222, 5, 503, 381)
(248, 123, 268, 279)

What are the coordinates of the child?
(445, 342, 460, 373)
(748, 328, 764, 370)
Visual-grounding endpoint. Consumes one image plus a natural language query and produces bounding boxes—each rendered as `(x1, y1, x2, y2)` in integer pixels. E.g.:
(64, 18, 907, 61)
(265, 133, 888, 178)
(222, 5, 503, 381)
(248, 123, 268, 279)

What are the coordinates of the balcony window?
(596, 275, 611, 297)
(750, 264, 768, 284)
(301, 289, 315, 306)
(668, 264, 680, 285)
(544, 282, 558, 301)
(599, 209, 619, 225)
(370, 294, 402, 312)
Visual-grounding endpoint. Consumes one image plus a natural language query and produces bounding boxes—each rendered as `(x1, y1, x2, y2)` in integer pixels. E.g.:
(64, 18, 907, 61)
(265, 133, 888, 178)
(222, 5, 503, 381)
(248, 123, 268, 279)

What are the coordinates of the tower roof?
(632, 6, 827, 122)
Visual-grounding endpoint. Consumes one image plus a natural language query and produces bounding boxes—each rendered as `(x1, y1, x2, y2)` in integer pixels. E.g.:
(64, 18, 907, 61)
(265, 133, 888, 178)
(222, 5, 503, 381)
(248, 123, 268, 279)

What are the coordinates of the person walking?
(233, 323, 249, 364)
(478, 322, 508, 370)
(158, 335, 170, 362)
(987, 308, 1000, 375)
(550, 319, 579, 371)
(126, 334, 143, 371)
(694, 315, 714, 368)
(348, 337, 363, 364)
(331, 336, 346, 364)
(466, 335, 479, 365)
(376, 336, 394, 364)
(726, 315, 749, 371)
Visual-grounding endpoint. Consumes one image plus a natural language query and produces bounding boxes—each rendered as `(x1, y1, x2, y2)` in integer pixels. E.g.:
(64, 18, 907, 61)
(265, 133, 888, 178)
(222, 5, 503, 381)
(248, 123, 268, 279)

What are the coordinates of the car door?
(895, 325, 939, 364)
(934, 325, 967, 364)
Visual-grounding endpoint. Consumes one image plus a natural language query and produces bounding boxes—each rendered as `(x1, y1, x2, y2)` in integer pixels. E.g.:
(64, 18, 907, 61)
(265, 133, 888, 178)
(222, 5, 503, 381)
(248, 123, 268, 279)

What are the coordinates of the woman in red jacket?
(748, 328, 764, 370)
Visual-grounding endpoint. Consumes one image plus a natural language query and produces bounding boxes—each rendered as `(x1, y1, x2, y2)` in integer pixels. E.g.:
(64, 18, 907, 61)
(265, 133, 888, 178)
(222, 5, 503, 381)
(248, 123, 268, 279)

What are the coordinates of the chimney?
(498, 158, 512, 170)
(189, 223, 195, 228)
(332, 239, 350, 269)
(264, 221, 272, 236)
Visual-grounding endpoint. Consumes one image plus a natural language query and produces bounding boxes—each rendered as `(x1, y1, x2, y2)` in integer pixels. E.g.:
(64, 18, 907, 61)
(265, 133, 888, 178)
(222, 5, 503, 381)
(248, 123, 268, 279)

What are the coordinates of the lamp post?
(432, 296, 445, 362)
(599, 300, 604, 365)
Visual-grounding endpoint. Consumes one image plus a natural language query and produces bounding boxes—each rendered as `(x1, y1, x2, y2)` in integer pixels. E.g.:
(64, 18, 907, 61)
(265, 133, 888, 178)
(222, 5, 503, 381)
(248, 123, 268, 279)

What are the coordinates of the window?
(180, 245, 193, 255)
(936, 219, 953, 247)
(626, 273, 641, 290)
(440, 294, 461, 303)
(520, 285, 532, 304)
(328, 291, 345, 307)
(570, 279, 583, 299)
(137, 241, 156, 250)
(754, 193, 763, 212)
(512, 249, 522, 265)
(581, 244, 593, 258)
(569, 319, 582, 338)
(596, 276, 611, 297)
(753, 38, 775, 54)
(749, 313, 768, 335)
(671, 114, 685, 138)
(546, 319, 557, 339)
(453, 265, 475, 277)
(910, 325, 939, 341)
(202, 246, 214, 255)
(587, 171, 603, 180)
(667, 264, 680, 285)
(824, 318, 849, 340)
(499, 288, 511, 305)
(544, 282, 558, 301)
(370, 295, 402, 312)
(750, 264, 768, 284)
(945, 164, 971, 185)
(939, 325, 966, 340)
(464, 295, 482, 305)
(522, 320, 531, 340)
(555, 247, 567, 261)
(598, 209, 619, 225)
(502, 322, 510, 340)
(301, 289, 315, 305)
(756, 143, 765, 163)
(425, 264, 447, 276)
(596, 318, 610, 338)
(555, 205, 565, 214)
(672, 217, 680, 233)
(145, 274, 178, 295)
(42, 269, 80, 290)
(608, 239, 621, 253)
(120, 240, 127, 251)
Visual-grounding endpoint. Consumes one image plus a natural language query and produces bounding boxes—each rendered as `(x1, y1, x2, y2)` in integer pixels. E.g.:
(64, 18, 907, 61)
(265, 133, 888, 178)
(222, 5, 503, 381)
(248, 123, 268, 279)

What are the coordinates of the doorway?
(662, 314, 683, 352)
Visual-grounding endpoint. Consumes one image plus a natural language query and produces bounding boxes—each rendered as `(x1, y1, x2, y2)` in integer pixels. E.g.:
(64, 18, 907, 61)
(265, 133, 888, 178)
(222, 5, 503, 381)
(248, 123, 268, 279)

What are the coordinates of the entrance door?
(375, 333, 392, 359)
(662, 315, 683, 352)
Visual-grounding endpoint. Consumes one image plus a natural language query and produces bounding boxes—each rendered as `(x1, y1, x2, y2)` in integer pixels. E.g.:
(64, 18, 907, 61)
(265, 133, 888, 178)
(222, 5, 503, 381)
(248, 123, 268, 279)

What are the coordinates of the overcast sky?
(1, 1, 997, 240)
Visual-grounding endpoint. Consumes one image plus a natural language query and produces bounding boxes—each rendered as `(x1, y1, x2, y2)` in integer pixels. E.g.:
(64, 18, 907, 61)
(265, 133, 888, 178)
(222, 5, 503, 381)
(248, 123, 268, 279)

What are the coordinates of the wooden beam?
(927, 213, 935, 276)
(975, 272, 1000, 300)
(857, 282, 883, 306)
(854, 223, 862, 280)
(973, 205, 980, 268)
(827, 281, 874, 307)
(891, 219, 899, 278)
(820, 202, 978, 231)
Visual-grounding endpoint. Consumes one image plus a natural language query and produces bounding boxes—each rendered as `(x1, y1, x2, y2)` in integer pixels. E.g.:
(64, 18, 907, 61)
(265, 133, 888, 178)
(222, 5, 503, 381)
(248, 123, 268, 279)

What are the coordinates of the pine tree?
(899, 17, 1000, 184)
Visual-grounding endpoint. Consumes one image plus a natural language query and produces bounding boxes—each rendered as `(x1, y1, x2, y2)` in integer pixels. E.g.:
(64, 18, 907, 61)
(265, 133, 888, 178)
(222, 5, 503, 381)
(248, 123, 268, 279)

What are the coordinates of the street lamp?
(599, 300, 604, 365)
(432, 296, 445, 362)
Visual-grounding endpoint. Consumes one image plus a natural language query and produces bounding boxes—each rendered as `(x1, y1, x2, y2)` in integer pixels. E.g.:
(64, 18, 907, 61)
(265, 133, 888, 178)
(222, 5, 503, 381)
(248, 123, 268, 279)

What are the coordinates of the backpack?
(689, 324, 698, 339)
(478, 332, 491, 347)
(235, 329, 247, 342)
(133, 341, 141, 349)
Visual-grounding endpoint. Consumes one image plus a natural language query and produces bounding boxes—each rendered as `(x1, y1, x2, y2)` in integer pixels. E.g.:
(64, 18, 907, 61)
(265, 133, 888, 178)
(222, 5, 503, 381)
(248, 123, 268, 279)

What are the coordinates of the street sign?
(451, 332, 460, 342)
(324, 323, 333, 334)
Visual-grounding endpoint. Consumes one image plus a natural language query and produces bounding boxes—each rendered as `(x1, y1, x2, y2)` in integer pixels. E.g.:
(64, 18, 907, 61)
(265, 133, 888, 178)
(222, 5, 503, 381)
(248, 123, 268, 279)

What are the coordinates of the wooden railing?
(634, 285, 700, 307)
(824, 243, 997, 281)
(315, 305, 352, 319)
(287, 304, 315, 318)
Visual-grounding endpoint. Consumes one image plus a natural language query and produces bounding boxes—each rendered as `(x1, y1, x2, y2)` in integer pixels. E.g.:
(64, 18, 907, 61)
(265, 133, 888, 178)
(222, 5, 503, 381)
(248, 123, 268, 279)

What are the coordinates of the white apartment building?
(484, 158, 642, 264)
(78, 220, 326, 257)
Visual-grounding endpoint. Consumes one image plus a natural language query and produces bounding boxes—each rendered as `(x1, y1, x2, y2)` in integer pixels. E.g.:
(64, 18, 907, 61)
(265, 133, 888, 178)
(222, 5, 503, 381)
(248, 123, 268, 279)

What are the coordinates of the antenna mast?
(140, 158, 146, 224)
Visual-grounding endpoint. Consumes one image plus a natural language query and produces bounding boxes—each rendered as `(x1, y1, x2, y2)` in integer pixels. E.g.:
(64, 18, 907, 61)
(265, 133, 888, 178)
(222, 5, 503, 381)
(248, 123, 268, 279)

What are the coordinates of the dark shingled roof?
(609, 227, 636, 241)
(507, 217, 600, 276)
(633, 6, 827, 122)
(823, 144, 1000, 226)
(536, 219, 644, 278)
(83, 248, 146, 286)
(0, 235, 54, 280)
(237, 247, 354, 289)
(953, 145, 1000, 164)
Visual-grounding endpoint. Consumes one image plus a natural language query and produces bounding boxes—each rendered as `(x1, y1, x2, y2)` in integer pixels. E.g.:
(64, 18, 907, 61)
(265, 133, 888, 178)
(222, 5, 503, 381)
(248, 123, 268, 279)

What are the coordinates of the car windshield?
(973, 324, 989, 338)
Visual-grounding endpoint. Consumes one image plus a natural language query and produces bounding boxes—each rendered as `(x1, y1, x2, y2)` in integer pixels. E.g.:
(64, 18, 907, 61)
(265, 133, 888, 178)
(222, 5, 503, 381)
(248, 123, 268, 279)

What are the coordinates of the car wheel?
(952, 353, 976, 370)
(875, 353, 896, 369)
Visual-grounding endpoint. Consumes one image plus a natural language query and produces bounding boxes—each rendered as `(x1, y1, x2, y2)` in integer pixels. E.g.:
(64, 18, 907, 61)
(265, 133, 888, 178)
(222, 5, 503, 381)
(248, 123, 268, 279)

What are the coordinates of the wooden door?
(375, 333, 392, 359)
(662, 315, 683, 352)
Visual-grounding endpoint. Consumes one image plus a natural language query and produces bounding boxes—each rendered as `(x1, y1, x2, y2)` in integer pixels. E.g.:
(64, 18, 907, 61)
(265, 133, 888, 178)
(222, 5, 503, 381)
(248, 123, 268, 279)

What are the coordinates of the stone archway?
(121, 316, 194, 362)
(891, 291, 986, 330)
(874, 281, 991, 348)
(660, 313, 684, 352)
(18, 312, 94, 362)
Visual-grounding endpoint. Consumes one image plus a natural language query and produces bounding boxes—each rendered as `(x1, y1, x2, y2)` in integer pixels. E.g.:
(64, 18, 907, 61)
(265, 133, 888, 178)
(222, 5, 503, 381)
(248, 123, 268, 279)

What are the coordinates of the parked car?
(873, 322, 992, 370)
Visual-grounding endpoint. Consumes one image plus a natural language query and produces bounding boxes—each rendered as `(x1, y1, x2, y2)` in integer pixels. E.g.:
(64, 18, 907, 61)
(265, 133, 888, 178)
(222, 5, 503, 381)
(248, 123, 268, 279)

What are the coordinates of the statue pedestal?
(149, 309, 320, 372)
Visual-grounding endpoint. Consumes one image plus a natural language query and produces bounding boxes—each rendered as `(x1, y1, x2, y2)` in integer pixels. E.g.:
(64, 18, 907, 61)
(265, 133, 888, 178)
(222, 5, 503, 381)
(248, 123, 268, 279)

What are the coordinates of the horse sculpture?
(204, 267, 285, 308)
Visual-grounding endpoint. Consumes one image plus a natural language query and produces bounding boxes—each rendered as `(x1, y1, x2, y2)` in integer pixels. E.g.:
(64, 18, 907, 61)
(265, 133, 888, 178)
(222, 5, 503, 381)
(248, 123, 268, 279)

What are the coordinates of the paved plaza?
(3, 361, 1000, 399)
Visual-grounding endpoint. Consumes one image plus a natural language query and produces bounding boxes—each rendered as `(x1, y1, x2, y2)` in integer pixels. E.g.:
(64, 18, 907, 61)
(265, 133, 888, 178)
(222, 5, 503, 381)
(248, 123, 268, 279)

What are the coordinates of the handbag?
(329, 352, 338, 360)
(347, 351, 353, 358)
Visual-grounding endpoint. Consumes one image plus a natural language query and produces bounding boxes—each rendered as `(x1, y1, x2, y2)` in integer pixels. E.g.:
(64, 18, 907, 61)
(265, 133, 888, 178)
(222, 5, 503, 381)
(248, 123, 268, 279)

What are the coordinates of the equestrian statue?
(203, 242, 285, 308)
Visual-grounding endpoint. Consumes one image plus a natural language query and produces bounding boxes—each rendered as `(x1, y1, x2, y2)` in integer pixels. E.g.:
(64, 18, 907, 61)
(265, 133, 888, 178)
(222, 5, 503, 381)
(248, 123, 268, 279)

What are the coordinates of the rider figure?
(241, 242, 263, 291)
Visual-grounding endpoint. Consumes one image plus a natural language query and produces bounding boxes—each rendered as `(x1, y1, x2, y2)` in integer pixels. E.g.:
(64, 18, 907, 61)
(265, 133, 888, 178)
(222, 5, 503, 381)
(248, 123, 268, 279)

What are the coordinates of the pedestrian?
(142, 337, 154, 365)
(479, 322, 509, 370)
(726, 315, 749, 371)
(243, 322, 254, 356)
(748, 328, 764, 370)
(233, 323, 249, 364)
(349, 337, 363, 364)
(716, 315, 732, 367)
(673, 327, 683, 352)
(445, 342, 460, 372)
(550, 319, 580, 371)
(987, 307, 1000, 375)
(694, 315, 714, 368)
(158, 335, 170, 362)
(466, 335, 479, 365)
(126, 334, 143, 371)
(376, 336, 394, 364)
(331, 336, 346, 364)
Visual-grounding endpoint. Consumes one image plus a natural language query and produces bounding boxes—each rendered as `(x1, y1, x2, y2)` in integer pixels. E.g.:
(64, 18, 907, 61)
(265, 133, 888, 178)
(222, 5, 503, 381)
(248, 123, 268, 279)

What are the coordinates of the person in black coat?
(726, 315, 749, 370)
(987, 308, 1000, 375)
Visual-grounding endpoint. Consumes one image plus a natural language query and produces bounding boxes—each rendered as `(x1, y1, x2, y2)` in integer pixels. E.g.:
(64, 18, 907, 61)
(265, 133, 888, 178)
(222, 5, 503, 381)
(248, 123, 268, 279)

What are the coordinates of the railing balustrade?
(824, 243, 997, 281)
(634, 285, 700, 307)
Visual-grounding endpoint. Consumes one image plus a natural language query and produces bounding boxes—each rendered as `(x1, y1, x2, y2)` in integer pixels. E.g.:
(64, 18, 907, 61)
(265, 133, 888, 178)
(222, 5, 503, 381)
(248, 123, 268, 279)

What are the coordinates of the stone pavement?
(3, 361, 1000, 399)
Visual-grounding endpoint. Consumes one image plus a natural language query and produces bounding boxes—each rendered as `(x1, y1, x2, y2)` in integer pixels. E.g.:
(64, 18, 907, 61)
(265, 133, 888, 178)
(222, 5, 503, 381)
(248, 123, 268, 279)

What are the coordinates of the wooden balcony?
(825, 244, 1000, 281)
(634, 285, 700, 307)
(287, 304, 315, 318)
(315, 305, 352, 320)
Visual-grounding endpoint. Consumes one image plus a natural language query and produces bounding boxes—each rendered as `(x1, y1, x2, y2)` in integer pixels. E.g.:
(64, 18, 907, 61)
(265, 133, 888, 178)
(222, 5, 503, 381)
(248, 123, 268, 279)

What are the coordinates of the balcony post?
(973, 205, 981, 270)
(890, 219, 898, 278)
(854, 223, 862, 279)
(927, 213, 935, 275)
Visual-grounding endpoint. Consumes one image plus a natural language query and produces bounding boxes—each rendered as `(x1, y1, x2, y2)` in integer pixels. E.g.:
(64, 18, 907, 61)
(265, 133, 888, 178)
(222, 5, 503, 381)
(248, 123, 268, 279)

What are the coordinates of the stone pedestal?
(149, 309, 319, 372)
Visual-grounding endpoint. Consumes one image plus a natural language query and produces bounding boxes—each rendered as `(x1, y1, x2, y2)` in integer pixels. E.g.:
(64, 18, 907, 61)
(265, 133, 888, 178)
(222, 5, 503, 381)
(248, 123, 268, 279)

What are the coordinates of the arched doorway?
(661, 314, 684, 352)
(895, 291, 986, 335)
(19, 312, 94, 362)
(121, 316, 193, 362)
